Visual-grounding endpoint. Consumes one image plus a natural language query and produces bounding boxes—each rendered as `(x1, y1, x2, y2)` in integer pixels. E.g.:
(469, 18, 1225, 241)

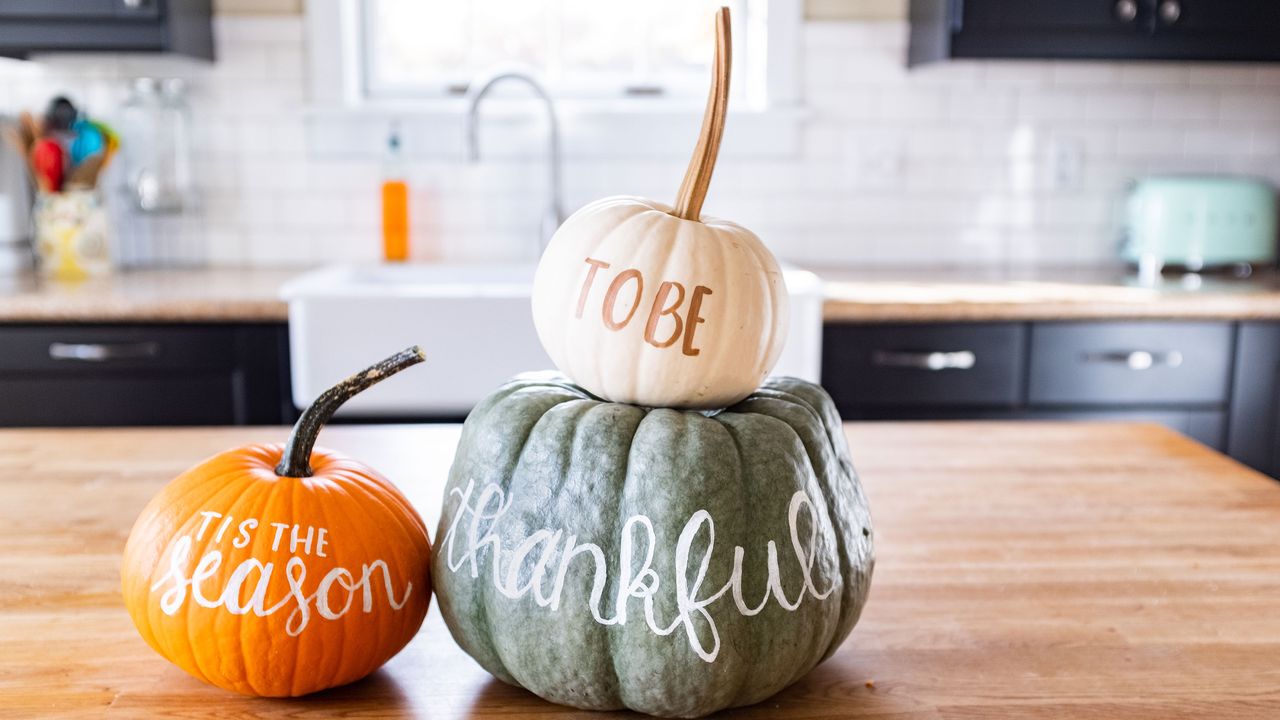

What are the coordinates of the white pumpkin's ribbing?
(531, 196, 788, 409)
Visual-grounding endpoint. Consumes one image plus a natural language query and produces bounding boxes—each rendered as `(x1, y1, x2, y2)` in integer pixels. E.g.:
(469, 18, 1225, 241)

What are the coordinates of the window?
(345, 0, 790, 108)
(304, 0, 803, 158)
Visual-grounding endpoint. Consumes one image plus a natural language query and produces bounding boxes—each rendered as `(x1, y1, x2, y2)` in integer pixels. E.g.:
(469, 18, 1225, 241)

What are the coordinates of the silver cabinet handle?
(1114, 0, 1139, 23)
(1157, 0, 1181, 24)
(49, 342, 161, 362)
(872, 350, 976, 371)
(1082, 350, 1183, 370)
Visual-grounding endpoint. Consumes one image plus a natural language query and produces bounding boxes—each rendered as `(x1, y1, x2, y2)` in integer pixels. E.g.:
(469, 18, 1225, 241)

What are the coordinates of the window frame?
(306, 0, 802, 112)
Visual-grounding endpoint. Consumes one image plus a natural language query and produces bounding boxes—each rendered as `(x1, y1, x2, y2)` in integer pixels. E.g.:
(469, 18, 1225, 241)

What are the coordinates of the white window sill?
(302, 101, 810, 161)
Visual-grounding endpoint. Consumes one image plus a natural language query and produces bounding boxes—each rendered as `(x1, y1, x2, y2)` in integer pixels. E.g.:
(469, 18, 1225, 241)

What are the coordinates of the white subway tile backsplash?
(3, 16, 1279, 269)
(1152, 91, 1219, 122)
(947, 89, 1016, 121)
(1185, 64, 1259, 86)
(1115, 126, 1183, 158)
(1183, 128, 1257, 157)
(878, 89, 947, 120)
(1050, 62, 1122, 86)
(1118, 63, 1189, 87)
(1220, 92, 1280, 123)
(1085, 90, 1153, 121)
(982, 62, 1052, 87)
(1015, 90, 1086, 121)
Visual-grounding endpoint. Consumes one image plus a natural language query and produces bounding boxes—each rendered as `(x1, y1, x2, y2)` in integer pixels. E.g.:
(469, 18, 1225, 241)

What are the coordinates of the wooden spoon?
(673, 6, 732, 222)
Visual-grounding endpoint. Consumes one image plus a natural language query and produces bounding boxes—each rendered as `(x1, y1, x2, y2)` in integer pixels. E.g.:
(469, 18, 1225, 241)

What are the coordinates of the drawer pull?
(872, 350, 976, 371)
(1083, 350, 1183, 370)
(48, 341, 161, 362)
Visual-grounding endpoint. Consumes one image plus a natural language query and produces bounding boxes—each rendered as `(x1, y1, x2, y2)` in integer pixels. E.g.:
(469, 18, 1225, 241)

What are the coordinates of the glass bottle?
(118, 77, 193, 213)
(381, 125, 410, 262)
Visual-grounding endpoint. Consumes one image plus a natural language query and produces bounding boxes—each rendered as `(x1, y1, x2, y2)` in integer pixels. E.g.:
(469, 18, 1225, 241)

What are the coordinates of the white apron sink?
(281, 263, 823, 417)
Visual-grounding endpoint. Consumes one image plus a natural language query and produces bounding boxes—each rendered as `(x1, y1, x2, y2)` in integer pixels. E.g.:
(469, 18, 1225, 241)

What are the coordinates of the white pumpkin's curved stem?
(673, 7, 732, 222)
(276, 346, 426, 478)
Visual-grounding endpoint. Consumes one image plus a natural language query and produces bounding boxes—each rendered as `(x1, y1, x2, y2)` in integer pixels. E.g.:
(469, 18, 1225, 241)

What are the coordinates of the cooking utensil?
(30, 138, 65, 192)
(44, 96, 78, 133)
(64, 153, 105, 191)
(69, 119, 104, 165)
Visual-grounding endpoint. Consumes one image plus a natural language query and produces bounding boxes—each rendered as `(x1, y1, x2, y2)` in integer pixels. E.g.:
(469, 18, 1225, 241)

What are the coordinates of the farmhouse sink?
(282, 263, 824, 417)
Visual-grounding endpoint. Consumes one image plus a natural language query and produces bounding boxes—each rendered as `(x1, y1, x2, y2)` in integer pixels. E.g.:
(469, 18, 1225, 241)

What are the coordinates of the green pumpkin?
(433, 373, 874, 718)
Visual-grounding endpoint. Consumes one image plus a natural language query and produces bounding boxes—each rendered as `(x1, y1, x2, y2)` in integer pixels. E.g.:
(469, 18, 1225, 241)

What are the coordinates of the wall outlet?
(1047, 138, 1084, 191)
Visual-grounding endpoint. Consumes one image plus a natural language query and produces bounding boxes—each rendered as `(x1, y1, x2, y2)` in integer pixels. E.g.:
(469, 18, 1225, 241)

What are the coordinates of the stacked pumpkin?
(432, 8, 875, 717)
(117, 8, 873, 717)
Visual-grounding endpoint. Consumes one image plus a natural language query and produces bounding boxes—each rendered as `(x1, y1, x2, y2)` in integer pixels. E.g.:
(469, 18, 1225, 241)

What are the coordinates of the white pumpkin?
(530, 9, 788, 409)
(531, 196, 788, 409)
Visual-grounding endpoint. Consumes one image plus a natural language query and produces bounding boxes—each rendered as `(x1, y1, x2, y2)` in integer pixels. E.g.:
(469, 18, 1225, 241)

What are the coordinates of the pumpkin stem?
(276, 345, 426, 478)
(673, 7, 731, 222)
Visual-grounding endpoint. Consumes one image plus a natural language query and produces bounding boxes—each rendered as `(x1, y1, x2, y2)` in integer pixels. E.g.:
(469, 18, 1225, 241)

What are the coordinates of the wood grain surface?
(2, 422, 1279, 718)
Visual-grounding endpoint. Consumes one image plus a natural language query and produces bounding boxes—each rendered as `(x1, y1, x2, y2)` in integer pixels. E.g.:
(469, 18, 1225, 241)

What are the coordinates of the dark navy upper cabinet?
(910, 0, 1280, 65)
(0, 0, 213, 60)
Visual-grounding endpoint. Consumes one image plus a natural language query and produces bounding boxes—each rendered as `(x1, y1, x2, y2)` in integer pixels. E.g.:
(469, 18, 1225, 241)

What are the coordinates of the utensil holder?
(34, 190, 112, 280)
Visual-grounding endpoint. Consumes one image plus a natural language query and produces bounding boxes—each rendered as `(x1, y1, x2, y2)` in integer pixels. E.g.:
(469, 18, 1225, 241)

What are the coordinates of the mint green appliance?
(1122, 177, 1277, 271)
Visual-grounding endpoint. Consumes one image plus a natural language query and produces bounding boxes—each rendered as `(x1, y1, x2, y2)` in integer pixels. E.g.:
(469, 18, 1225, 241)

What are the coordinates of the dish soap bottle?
(381, 125, 409, 262)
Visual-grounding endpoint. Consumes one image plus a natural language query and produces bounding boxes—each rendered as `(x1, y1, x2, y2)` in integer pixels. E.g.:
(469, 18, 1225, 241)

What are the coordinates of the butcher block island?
(3, 422, 1280, 719)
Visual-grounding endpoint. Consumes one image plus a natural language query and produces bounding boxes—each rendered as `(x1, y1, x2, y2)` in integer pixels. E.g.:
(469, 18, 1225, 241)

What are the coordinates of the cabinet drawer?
(822, 323, 1026, 408)
(1029, 322, 1232, 406)
(0, 374, 238, 426)
(0, 326, 237, 372)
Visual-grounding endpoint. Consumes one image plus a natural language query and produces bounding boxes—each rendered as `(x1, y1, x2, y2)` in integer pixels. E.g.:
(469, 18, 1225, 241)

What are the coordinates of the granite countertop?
(0, 269, 296, 322)
(818, 265, 1280, 321)
(4, 265, 1280, 324)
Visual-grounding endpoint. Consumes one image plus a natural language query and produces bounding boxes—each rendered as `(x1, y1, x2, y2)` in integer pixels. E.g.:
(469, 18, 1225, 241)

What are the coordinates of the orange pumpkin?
(121, 346, 431, 697)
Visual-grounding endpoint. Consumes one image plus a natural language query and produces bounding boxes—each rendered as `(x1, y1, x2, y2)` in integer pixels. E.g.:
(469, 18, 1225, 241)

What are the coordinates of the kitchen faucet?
(465, 71, 564, 253)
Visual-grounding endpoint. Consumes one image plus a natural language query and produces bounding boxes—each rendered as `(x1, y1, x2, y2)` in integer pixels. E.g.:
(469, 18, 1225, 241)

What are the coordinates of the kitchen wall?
(1, 12, 1279, 268)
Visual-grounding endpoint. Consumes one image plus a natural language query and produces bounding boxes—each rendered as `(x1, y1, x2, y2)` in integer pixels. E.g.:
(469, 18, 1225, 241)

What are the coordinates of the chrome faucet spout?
(465, 71, 564, 252)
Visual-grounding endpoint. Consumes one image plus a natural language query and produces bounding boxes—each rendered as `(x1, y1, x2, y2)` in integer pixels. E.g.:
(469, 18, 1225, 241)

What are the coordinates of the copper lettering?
(644, 281, 686, 348)
(682, 286, 712, 356)
(602, 269, 644, 331)
(575, 257, 611, 319)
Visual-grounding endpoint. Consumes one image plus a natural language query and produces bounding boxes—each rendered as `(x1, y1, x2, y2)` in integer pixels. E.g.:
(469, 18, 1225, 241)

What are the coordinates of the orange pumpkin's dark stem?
(276, 345, 426, 478)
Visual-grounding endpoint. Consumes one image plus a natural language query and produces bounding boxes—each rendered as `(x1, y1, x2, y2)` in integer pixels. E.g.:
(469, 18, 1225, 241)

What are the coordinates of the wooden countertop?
(6, 266, 1280, 324)
(3, 421, 1279, 718)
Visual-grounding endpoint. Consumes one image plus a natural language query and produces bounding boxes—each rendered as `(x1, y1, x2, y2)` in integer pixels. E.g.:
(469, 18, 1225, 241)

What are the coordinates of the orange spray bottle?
(381, 126, 409, 262)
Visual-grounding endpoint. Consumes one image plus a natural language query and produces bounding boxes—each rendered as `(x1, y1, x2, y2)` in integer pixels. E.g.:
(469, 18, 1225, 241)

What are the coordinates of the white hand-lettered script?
(148, 510, 413, 635)
(442, 480, 836, 663)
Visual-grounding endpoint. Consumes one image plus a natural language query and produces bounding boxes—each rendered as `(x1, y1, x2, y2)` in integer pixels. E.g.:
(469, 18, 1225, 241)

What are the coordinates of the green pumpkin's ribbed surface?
(433, 373, 874, 718)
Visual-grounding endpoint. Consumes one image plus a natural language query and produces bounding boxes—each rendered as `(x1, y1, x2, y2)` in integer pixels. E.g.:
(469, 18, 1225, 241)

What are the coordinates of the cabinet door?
(1150, 0, 1280, 60)
(1227, 323, 1280, 477)
(1158, 0, 1280, 36)
(962, 0, 1142, 33)
(929, 0, 1280, 61)
(950, 0, 1153, 58)
(0, 0, 161, 19)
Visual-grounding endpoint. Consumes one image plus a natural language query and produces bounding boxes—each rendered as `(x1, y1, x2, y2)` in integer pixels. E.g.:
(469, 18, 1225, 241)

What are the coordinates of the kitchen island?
(2, 422, 1278, 718)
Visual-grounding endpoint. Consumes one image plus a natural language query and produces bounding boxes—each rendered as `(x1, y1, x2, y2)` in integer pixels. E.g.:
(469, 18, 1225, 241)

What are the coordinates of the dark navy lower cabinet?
(823, 320, 1272, 474)
(0, 323, 292, 427)
(1227, 323, 1280, 478)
